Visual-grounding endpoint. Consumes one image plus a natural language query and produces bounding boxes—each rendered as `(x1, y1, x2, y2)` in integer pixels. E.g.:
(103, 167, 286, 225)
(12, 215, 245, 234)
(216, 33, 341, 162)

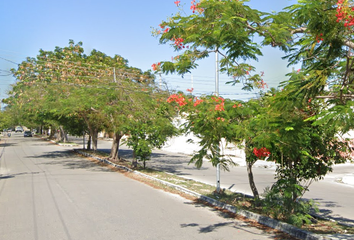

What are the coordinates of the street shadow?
(27, 150, 73, 159)
(0, 175, 14, 179)
(26, 150, 113, 172)
(0, 142, 17, 147)
(104, 148, 208, 174)
(0, 171, 40, 180)
(181, 200, 298, 239)
(307, 198, 354, 227)
(43, 159, 113, 172)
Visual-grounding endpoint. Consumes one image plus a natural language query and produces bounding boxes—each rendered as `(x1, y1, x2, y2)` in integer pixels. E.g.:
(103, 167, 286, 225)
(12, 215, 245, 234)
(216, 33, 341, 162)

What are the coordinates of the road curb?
(73, 149, 354, 240)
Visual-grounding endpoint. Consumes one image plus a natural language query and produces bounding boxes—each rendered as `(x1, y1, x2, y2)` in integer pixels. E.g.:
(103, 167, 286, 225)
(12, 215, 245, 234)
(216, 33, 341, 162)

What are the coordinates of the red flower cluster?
(174, 0, 180, 6)
(316, 33, 324, 43)
(215, 103, 225, 111)
(151, 62, 161, 71)
(191, 0, 204, 14)
(167, 94, 187, 106)
(336, 0, 354, 28)
(186, 88, 194, 93)
(212, 96, 225, 111)
(172, 37, 185, 49)
(232, 103, 242, 108)
(193, 98, 203, 107)
(255, 79, 268, 89)
(253, 147, 271, 158)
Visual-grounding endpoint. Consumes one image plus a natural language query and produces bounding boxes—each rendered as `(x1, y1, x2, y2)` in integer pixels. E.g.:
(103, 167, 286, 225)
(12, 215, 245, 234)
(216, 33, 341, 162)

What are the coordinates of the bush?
(262, 179, 318, 227)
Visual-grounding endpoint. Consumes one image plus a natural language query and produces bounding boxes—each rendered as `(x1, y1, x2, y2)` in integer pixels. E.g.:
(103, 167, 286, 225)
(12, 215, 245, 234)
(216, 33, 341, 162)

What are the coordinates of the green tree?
(274, 0, 354, 130)
(125, 93, 178, 168)
(7, 40, 156, 154)
(153, 0, 283, 90)
(166, 91, 269, 198)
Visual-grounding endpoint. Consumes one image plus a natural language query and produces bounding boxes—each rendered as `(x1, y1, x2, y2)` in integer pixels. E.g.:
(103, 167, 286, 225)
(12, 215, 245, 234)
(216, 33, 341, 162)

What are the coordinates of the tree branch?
(344, 40, 354, 50)
(291, 27, 306, 34)
(315, 94, 354, 99)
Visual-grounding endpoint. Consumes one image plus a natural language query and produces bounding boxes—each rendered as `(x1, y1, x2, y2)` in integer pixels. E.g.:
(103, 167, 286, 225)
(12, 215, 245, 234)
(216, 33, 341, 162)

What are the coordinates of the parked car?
(15, 126, 23, 132)
(24, 131, 33, 137)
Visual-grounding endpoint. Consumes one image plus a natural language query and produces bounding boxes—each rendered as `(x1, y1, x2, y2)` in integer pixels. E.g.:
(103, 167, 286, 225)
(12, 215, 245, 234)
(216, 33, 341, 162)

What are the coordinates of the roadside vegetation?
(77, 148, 354, 236)
(3, 0, 354, 236)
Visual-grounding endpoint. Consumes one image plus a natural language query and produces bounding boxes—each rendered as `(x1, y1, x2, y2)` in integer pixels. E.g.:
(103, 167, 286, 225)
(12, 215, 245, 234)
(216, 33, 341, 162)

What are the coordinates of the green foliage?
(125, 98, 178, 168)
(281, 0, 354, 109)
(153, 0, 285, 90)
(262, 180, 318, 227)
(0, 110, 14, 130)
(5, 40, 160, 152)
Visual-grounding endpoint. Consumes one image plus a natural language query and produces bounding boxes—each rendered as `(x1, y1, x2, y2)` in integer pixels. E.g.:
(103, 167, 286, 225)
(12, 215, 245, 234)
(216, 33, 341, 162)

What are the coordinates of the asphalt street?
(0, 133, 293, 240)
(91, 137, 354, 227)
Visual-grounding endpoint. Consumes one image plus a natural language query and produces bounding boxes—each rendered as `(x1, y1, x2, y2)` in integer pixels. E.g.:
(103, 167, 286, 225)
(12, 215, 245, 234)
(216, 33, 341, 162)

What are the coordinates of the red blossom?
(151, 62, 161, 71)
(336, 0, 354, 28)
(190, 0, 204, 14)
(167, 94, 187, 106)
(315, 33, 324, 43)
(233, 103, 242, 108)
(186, 88, 194, 93)
(152, 63, 157, 71)
(172, 37, 185, 49)
(253, 147, 270, 159)
(193, 98, 203, 107)
(174, 0, 181, 6)
(257, 80, 268, 89)
(215, 102, 225, 111)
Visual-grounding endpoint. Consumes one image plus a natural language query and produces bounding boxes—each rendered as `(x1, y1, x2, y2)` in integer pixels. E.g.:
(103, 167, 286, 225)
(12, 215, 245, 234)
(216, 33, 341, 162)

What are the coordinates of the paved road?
(0, 133, 291, 240)
(90, 138, 354, 227)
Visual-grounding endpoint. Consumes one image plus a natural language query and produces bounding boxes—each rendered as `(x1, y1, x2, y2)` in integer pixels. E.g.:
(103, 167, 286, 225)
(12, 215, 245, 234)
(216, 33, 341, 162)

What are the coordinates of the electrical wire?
(0, 56, 19, 65)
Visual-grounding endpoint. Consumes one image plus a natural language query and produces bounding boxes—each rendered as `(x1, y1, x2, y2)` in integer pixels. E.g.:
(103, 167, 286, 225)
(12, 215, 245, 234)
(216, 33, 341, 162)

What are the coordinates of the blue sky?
(0, 0, 297, 102)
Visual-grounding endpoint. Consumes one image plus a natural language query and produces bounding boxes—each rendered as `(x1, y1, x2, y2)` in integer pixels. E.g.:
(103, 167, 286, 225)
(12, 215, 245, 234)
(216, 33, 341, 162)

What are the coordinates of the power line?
(0, 56, 19, 65)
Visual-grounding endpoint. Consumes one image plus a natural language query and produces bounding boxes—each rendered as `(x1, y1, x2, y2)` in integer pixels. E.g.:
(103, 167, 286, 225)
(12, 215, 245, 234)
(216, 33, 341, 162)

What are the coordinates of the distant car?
(24, 131, 33, 137)
(15, 126, 23, 132)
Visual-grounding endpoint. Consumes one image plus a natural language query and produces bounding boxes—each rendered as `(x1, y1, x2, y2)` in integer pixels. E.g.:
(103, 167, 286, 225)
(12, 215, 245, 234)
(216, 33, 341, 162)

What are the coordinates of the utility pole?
(215, 49, 219, 96)
(215, 48, 221, 193)
(113, 67, 117, 83)
(159, 73, 162, 89)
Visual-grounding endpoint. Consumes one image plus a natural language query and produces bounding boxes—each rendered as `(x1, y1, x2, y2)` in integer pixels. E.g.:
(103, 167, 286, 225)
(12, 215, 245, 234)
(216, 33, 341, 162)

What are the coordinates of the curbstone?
(73, 149, 354, 240)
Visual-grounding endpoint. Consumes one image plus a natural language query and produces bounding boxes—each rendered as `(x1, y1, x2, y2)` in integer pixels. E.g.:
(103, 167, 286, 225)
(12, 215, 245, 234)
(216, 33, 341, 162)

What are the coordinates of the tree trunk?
(56, 129, 61, 142)
(109, 132, 123, 160)
(49, 126, 55, 139)
(87, 135, 91, 150)
(82, 115, 99, 151)
(59, 126, 68, 143)
(91, 130, 98, 151)
(132, 151, 138, 168)
(85, 125, 98, 151)
(246, 160, 259, 199)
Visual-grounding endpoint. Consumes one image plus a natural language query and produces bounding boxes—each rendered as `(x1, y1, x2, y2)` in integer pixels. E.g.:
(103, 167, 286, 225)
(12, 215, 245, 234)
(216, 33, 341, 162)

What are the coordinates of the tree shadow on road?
(308, 198, 354, 227)
(102, 148, 209, 174)
(0, 142, 17, 148)
(181, 200, 299, 239)
(26, 150, 113, 172)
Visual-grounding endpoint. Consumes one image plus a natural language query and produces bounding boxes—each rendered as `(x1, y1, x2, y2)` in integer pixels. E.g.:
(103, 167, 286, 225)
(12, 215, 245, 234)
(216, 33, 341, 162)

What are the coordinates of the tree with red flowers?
(166, 89, 275, 199)
(153, 0, 287, 91)
(276, 0, 354, 131)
